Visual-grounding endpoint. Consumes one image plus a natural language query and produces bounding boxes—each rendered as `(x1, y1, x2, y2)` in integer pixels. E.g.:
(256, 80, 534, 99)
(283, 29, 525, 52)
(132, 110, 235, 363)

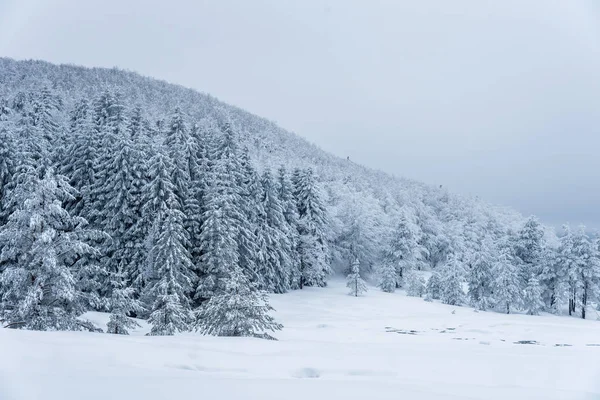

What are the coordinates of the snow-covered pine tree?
(539, 246, 563, 313)
(377, 261, 398, 293)
(335, 194, 381, 275)
(294, 168, 331, 288)
(0, 166, 100, 330)
(554, 225, 581, 316)
(195, 263, 283, 339)
(30, 86, 62, 163)
(546, 225, 575, 314)
(256, 170, 293, 293)
(523, 275, 544, 316)
(571, 226, 599, 319)
(513, 216, 546, 280)
(491, 245, 522, 314)
(146, 206, 194, 336)
(404, 269, 426, 297)
(85, 90, 126, 230)
(276, 165, 301, 289)
(0, 120, 17, 225)
(438, 254, 466, 306)
(237, 147, 261, 281)
(467, 237, 495, 310)
(60, 98, 97, 217)
(107, 262, 144, 335)
(381, 210, 423, 287)
(100, 126, 147, 297)
(425, 270, 442, 301)
(140, 149, 177, 294)
(346, 258, 367, 296)
(195, 125, 247, 301)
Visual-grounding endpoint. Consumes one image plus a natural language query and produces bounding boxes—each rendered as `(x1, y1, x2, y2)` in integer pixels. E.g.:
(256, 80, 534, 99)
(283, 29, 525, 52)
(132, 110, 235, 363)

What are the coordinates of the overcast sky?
(0, 0, 599, 228)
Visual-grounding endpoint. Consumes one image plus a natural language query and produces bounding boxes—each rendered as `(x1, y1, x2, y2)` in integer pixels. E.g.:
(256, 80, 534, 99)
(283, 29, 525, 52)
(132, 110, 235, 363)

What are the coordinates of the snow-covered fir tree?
(346, 258, 367, 297)
(256, 170, 293, 293)
(523, 275, 544, 316)
(425, 270, 443, 301)
(195, 126, 248, 300)
(491, 245, 522, 314)
(146, 206, 194, 336)
(570, 226, 599, 319)
(276, 165, 301, 289)
(467, 237, 495, 310)
(107, 263, 144, 335)
(195, 264, 283, 339)
(513, 216, 546, 279)
(294, 168, 331, 288)
(381, 210, 423, 288)
(437, 254, 466, 306)
(377, 261, 398, 293)
(404, 269, 426, 297)
(0, 167, 100, 330)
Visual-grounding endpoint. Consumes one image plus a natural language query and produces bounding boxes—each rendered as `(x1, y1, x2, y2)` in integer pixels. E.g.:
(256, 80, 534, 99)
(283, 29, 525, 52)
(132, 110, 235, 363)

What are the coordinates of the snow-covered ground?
(2, 279, 600, 400)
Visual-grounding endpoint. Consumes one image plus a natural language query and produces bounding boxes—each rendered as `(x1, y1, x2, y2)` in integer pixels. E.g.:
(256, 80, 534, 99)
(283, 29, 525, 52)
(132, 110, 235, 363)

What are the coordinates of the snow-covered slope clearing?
(2, 280, 599, 400)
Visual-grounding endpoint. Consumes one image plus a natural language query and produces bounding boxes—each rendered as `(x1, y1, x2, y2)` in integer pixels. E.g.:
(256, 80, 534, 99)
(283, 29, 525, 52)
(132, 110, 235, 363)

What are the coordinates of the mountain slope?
(0, 56, 530, 274)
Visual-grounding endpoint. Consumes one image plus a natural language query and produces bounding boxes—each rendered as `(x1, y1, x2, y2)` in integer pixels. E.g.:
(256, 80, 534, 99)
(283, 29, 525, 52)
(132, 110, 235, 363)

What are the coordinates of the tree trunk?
(581, 286, 587, 319)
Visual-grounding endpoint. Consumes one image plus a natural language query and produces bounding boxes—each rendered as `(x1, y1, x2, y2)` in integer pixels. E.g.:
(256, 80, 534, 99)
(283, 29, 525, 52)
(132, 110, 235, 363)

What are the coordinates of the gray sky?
(1, 0, 599, 228)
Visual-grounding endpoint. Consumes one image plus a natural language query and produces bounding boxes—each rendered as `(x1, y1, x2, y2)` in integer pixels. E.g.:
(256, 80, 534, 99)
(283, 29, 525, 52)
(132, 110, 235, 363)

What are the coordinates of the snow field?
(2, 279, 600, 400)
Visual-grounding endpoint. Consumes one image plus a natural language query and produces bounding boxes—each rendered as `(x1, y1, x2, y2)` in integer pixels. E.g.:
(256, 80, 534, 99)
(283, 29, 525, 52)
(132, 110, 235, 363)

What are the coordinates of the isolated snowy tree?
(146, 207, 194, 335)
(107, 263, 144, 335)
(404, 269, 426, 297)
(195, 264, 283, 339)
(0, 167, 100, 330)
(492, 246, 522, 314)
(438, 254, 466, 306)
(523, 275, 544, 316)
(346, 258, 367, 297)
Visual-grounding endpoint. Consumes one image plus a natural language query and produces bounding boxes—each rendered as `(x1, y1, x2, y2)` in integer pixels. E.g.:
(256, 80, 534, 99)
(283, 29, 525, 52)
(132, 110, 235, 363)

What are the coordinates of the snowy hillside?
(0, 57, 527, 268)
(2, 280, 599, 400)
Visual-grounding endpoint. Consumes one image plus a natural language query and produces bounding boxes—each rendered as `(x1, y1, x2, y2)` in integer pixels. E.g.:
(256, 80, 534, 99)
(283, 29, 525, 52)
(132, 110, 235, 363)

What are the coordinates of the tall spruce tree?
(256, 170, 293, 293)
(294, 168, 330, 288)
(0, 167, 100, 330)
(146, 206, 194, 336)
(276, 165, 301, 289)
